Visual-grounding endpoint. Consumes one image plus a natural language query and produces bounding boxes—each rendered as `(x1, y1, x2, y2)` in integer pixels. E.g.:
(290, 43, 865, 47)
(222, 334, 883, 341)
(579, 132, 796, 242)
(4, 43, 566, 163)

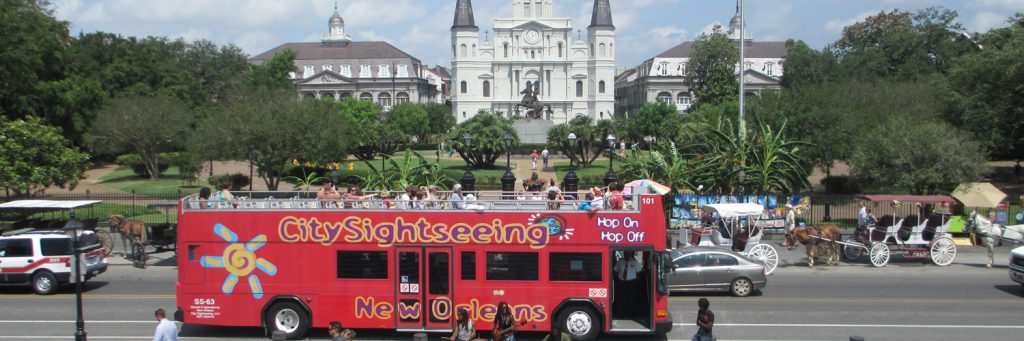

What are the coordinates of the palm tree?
(619, 141, 706, 193)
(691, 119, 810, 194)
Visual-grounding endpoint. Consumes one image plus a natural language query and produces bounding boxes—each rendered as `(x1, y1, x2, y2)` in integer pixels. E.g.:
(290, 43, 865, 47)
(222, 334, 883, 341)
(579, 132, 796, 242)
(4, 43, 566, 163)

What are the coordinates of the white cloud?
(357, 30, 392, 43)
(825, 10, 879, 33)
(972, 11, 1012, 31)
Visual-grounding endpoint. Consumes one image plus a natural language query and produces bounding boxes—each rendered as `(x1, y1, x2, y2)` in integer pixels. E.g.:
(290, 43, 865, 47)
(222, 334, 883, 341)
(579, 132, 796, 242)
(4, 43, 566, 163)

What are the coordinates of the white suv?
(0, 229, 108, 294)
(1011, 245, 1024, 288)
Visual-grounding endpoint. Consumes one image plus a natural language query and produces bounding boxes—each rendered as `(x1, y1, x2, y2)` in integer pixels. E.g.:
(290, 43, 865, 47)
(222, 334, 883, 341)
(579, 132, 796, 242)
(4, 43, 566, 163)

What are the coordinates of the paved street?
(0, 245, 1020, 341)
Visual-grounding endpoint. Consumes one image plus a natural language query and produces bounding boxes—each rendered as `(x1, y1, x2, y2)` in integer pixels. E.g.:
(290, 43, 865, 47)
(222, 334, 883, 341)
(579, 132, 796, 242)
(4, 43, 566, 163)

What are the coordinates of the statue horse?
(965, 211, 1024, 269)
(109, 215, 148, 256)
(787, 224, 841, 267)
(515, 101, 551, 120)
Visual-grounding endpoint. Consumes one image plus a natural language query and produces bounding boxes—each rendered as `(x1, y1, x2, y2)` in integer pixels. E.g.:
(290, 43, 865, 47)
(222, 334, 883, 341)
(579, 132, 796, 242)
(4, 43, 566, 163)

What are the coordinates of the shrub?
(208, 173, 250, 191)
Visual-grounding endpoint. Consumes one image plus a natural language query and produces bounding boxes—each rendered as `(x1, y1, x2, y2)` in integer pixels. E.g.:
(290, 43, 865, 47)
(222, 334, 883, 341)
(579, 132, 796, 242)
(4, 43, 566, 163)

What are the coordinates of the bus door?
(395, 246, 453, 331)
(609, 247, 654, 332)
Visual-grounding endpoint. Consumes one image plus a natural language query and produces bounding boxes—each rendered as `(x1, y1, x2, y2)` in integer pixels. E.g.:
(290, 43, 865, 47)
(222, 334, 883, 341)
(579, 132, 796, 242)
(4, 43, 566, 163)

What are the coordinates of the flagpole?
(738, 0, 745, 140)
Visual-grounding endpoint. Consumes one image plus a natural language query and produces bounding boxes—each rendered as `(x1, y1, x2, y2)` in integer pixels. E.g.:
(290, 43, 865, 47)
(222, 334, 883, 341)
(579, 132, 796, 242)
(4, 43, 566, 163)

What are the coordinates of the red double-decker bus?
(175, 191, 674, 340)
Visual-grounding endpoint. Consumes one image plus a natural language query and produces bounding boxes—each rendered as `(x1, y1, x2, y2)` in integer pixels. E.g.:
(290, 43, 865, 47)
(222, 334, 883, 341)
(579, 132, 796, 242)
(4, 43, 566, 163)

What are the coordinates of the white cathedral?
(450, 0, 616, 124)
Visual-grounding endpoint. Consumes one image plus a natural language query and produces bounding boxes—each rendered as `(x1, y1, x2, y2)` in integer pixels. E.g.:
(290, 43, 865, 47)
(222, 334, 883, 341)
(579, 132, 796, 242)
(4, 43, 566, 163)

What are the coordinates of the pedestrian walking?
(152, 308, 178, 341)
(692, 298, 714, 341)
(530, 150, 539, 170)
(541, 148, 549, 170)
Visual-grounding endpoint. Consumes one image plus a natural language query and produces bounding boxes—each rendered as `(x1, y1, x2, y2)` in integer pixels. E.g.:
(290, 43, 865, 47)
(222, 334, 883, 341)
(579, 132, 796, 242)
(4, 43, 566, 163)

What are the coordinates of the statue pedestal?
(513, 119, 554, 144)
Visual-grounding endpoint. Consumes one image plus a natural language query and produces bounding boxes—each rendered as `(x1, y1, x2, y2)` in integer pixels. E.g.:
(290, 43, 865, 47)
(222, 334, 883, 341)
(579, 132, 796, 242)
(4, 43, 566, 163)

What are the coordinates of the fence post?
(132, 190, 136, 217)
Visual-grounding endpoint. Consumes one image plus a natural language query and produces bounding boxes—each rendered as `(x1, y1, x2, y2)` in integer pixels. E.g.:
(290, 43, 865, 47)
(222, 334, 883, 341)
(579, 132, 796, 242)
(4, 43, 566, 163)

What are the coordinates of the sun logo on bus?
(199, 224, 278, 299)
(529, 214, 574, 241)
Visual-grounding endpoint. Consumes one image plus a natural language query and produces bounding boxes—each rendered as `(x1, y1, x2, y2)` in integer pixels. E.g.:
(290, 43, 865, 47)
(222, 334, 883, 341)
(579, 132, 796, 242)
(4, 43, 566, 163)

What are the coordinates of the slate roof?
(589, 0, 614, 29)
(250, 42, 420, 63)
(452, 0, 477, 30)
(656, 41, 788, 59)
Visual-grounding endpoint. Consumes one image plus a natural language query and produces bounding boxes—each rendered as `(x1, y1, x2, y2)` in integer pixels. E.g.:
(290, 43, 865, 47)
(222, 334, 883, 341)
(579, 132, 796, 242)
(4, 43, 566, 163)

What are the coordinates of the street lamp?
(248, 148, 255, 192)
(459, 133, 476, 192)
(824, 147, 833, 221)
(603, 134, 618, 186)
(564, 133, 579, 198)
(63, 217, 87, 341)
(380, 136, 388, 174)
(501, 132, 516, 198)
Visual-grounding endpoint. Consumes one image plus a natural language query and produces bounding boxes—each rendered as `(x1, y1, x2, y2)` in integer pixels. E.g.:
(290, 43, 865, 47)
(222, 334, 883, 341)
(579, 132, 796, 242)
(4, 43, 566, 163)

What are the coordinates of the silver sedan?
(667, 247, 768, 297)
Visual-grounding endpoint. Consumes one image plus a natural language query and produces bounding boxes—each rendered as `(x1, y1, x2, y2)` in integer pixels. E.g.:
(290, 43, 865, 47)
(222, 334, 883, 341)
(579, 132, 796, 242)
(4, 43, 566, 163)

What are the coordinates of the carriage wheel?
(96, 229, 113, 256)
(930, 237, 956, 266)
(842, 239, 864, 262)
(132, 243, 147, 268)
(869, 242, 890, 267)
(747, 244, 778, 275)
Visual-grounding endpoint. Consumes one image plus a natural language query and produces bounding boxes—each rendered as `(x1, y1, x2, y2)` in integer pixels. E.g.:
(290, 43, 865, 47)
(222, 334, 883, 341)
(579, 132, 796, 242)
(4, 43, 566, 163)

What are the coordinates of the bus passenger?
(215, 182, 237, 208)
(590, 187, 605, 211)
(577, 193, 594, 211)
(450, 184, 466, 210)
(317, 181, 342, 208)
(547, 190, 564, 210)
(398, 186, 415, 209)
(446, 308, 476, 341)
(342, 186, 375, 208)
(607, 182, 624, 210)
(492, 302, 522, 341)
(197, 187, 214, 209)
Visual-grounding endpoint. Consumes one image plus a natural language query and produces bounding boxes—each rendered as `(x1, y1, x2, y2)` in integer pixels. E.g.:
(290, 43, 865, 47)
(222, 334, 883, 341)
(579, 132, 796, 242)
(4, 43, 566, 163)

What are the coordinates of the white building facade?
(615, 2, 787, 115)
(451, 0, 616, 123)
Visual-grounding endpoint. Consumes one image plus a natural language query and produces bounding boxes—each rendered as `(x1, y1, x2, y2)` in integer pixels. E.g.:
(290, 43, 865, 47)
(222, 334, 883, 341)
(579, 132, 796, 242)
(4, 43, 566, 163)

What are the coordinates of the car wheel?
(731, 278, 753, 297)
(32, 271, 58, 295)
(264, 301, 309, 340)
(557, 305, 601, 341)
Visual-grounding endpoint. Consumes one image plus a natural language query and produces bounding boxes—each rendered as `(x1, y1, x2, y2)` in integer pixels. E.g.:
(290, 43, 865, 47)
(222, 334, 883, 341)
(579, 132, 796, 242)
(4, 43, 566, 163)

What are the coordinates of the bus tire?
(264, 301, 309, 340)
(557, 305, 601, 341)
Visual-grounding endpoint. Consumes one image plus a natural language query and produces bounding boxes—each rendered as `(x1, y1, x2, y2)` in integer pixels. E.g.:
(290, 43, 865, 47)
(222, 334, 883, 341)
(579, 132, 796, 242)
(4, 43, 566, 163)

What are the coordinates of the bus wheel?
(558, 306, 601, 341)
(264, 301, 309, 340)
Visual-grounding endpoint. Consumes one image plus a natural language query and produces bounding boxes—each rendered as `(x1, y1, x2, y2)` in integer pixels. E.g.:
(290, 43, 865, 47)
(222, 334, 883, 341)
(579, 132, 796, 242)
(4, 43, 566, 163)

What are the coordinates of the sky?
(51, 0, 1024, 69)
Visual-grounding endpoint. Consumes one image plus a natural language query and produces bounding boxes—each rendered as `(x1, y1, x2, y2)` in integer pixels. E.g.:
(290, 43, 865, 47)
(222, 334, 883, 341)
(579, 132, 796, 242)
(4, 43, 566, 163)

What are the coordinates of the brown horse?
(108, 215, 148, 255)
(787, 224, 841, 267)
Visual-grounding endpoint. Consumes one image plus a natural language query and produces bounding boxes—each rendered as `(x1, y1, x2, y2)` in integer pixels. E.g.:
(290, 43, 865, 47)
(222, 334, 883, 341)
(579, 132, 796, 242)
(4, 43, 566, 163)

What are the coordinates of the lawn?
(99, 166, 202, 194)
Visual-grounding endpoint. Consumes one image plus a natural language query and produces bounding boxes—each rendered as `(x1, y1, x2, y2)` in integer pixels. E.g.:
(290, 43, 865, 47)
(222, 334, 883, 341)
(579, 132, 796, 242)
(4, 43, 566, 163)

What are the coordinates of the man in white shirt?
(541, 148, 549, 170)
(612, 251, 642, 317)
(856, 202, 868, 229)
(152, 308, 177, 341)
(450, 184, 466, 210)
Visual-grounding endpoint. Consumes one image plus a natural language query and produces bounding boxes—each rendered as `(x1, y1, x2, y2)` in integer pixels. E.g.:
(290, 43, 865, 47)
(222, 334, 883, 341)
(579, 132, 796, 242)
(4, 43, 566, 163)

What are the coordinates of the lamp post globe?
(500, 132, 516, 198)
(63, 217, 87, 341)
(603, 134, 618, 186)
(459, 133, 476, 192)
(564, 133, 579, 198)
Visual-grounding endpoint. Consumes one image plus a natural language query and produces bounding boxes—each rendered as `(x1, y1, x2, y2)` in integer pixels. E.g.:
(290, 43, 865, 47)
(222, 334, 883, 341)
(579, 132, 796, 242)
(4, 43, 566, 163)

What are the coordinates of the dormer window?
(378, 64, 391, 78)
(340, 65, 352, 77)
(322, 65, 333, 72)
(765, 62, 775, 76)
(397, 65, 408, 77)
(303, 65, 315, 78)
(660, 62, 669, 76)
(359, 65, 371, 78)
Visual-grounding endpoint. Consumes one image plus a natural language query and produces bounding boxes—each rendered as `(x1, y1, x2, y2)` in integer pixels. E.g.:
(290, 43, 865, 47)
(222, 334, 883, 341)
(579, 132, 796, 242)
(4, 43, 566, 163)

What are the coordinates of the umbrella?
(624, 179, 671, 195)
(951, 182, 1006, 208)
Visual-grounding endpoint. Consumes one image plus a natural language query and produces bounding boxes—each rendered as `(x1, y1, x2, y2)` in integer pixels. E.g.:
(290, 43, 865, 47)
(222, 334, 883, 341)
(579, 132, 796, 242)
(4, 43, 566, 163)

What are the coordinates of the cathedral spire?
(323, 0, 351, 43)
(588, 0, 614, 30)
(452, 0, 478, 30)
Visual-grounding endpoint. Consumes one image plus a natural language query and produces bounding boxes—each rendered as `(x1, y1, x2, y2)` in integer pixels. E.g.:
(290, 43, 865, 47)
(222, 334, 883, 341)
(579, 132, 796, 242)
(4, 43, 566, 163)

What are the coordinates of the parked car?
(0, 229, 108, 294)
(1010, 245, 1024, 288)
(666, 247, 767, 297)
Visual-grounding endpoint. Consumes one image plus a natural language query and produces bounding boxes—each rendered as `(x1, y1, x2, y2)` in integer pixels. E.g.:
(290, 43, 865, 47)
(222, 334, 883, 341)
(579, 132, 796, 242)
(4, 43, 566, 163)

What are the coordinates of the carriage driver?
(783, 203, 796, 247)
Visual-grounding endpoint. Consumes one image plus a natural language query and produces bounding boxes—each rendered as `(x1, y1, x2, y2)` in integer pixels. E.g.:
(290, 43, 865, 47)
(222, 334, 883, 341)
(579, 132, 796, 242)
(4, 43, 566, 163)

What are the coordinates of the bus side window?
(461, 251, 476, 280)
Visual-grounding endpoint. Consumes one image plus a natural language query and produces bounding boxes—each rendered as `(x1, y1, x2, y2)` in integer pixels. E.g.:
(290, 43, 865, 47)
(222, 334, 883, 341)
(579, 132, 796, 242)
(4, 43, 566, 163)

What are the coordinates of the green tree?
(780, 40, 840, 88)
(689, 119, 811, 194)
(87, 96, 192, 179)
(424, 103, 456, 141)
(0, 0, 69, 120)
(445, 111, 518, 169)
(685, 27, 738, 109)
(944, 16, 1024, 158)
(318, 98, 403, 161)
(0, 117, 89, 196)
(180, 40, 250, 104)
(192, 89, 354, 190)
(848, 118, 988, 194)
(248, 49, 297, 91)
(545, 116, 617, 168)
(387, 103, 431, 143)
(618, 141, 701, 193)
(626, 102, 679, 144)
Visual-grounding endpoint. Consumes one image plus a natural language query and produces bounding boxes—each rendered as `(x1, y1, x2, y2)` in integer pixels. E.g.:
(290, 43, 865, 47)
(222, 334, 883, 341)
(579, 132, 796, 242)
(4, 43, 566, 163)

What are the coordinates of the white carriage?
(689, 203, 780, 275)
(839, 195, 958, 267)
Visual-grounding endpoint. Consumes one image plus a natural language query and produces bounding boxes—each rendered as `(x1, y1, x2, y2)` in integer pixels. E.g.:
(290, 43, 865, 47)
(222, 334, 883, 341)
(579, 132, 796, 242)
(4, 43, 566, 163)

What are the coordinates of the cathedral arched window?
(483, 81, 491, 97)
(575, 81, 584, 97)
(531, 50, 535, 59)
(396, 92, 410, 105)
(504, 43, 509, 58)
(461, 81, 467, 94)
(590, 43, 595, 57)
(472, 44, 477, 57)
(599, 81, 606, 94)
(460, 44, 467, 58)
(378, 92, 392, 108)
(536, 2, 543, 17)
(557, 42, 563, 57)
(599, 43, 606, 57)
(359, 92, 373, 101)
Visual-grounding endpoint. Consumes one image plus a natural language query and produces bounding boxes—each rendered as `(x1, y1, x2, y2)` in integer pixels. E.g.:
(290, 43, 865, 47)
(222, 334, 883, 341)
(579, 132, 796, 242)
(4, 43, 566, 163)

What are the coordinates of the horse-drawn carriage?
(108, 201, 177, 268)
(838, 195, 958, 267)
(690, 203, 780, 275)
(0, 200, 113, 255)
